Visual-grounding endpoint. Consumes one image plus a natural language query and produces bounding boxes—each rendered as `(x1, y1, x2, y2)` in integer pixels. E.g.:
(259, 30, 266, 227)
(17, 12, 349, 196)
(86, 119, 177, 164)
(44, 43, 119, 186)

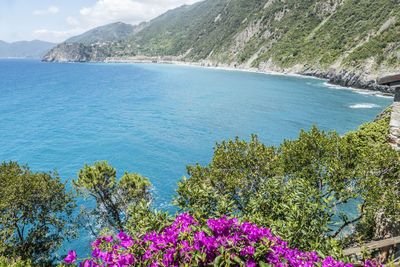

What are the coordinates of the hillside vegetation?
(65, 22, 137, 45)
(43, 0, 400, 91)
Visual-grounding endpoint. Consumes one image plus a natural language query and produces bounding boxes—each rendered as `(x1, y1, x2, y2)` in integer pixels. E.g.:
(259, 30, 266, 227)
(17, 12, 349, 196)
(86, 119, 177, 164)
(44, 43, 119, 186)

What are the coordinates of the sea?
(0, 59, 392, 257)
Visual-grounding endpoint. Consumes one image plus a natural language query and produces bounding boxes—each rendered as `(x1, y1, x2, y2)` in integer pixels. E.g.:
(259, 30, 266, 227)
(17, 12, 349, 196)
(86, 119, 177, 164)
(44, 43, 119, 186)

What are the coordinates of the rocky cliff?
(43, 43, 111, 62)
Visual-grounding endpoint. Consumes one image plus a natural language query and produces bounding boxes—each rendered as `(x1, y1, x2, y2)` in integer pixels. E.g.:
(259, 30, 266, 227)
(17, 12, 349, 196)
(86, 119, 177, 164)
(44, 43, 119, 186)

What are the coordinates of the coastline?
(101, 57, 394, 98)
(41, 44, 394, 97)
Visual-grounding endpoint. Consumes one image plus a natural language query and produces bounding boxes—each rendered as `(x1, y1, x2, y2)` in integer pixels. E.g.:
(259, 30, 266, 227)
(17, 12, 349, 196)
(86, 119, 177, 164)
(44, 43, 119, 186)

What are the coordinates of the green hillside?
(126, 0, 400, 70)
(43, 0, 400, 91)
(129, 0, 264, 60)
(65, 22, 137, 44)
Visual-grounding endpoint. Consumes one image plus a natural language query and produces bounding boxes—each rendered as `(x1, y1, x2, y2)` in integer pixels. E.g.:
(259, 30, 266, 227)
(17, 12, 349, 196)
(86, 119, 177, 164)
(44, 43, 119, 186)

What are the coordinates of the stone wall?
(388, 91, 400, 150)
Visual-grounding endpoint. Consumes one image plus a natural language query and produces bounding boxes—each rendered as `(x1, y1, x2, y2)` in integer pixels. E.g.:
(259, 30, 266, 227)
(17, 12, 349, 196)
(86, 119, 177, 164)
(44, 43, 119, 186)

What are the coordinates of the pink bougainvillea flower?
(64, 250, 77, 264)
(65, 214, 381, 267)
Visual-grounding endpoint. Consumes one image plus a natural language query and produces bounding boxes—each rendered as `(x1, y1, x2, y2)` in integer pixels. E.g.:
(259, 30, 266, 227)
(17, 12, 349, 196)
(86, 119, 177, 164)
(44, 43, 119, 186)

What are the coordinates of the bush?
(0, 162, 77, 265)
(174, 111, 400, 254)
(0, 257, 32, 267)
(73, 161, 152, 234)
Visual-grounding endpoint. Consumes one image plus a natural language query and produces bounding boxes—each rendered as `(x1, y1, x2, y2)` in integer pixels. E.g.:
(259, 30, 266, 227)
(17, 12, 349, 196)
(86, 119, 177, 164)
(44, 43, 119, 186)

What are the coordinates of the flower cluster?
(65, 214, 381, 266)
(363, 258, 382, 267)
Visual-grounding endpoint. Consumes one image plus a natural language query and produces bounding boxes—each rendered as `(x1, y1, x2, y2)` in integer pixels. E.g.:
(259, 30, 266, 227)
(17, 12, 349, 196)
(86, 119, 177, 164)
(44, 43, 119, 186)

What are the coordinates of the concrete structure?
(378, 74, 400, 150)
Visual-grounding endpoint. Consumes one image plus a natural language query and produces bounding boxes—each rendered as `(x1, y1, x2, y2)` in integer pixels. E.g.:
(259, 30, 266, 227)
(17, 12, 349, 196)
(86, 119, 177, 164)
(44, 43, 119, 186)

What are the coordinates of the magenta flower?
(91, 238, 102, 247)
(92, 246, 100, 258)
(240, 245, 255, 256)
(79, 260, 93, 267)
(64, 250, 77, 264)
(116, 231, 128, 240)
(246, 257, 257, 267)
(65, 214, 380, 266)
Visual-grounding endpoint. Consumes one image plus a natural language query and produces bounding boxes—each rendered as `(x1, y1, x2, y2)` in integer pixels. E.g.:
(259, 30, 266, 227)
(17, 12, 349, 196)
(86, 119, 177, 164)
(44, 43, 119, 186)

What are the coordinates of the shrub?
(73, 161, 152, 234)
(0, 161, 76, 265)
(174, 112, 400, 254)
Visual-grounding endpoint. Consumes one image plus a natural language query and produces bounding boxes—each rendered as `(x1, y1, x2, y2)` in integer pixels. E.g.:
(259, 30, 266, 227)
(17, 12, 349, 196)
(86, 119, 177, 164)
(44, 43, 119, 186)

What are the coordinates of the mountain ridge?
(1, 40, 55, 58)
(43, 0, 400, 93)
(65, 22, 138, 44)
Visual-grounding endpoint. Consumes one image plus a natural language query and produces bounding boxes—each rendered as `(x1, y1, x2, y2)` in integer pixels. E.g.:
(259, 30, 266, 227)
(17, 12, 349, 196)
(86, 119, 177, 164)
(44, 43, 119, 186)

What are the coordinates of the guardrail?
(343, 236, 400, 256)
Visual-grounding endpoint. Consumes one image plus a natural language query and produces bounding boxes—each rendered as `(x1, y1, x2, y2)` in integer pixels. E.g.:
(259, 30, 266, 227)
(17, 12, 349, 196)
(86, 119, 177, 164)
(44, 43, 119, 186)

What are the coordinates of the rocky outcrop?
(300, 68, 394, 94)
(42, 43, 111, 62)
(387, 101, 400, 150)
(43, 43, 91, 62)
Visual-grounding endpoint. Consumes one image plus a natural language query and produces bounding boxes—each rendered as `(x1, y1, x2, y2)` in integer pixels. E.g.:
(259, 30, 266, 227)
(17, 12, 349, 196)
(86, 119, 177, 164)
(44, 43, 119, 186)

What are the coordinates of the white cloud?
(33, 6, 59, 15)
(66, 16, 80, 26)
(32, 28, 84, 42)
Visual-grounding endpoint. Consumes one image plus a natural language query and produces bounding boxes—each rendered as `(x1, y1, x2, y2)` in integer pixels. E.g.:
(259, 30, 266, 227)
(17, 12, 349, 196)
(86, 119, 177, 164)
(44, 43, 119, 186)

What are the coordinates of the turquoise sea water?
(0, 59, 392, 255)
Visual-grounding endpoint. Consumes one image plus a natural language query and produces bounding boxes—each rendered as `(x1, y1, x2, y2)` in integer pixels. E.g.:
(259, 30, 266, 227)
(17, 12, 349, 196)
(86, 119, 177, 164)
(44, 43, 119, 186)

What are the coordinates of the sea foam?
(349, 103, 379, 109)
(324, 82, 393, 99)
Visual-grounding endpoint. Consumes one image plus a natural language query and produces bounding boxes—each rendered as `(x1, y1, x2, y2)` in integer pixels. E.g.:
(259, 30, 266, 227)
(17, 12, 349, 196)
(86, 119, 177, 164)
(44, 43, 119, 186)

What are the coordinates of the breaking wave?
(349, 103, 379, 109)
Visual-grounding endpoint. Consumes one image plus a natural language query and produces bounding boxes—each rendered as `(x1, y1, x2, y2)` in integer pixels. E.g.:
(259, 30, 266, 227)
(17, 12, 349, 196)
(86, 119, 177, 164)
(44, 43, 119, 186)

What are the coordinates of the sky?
(0, 0, 202, 43)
